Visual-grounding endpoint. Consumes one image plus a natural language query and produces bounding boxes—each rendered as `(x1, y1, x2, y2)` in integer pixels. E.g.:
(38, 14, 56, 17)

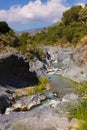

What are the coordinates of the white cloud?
(0, 0, 68, 24)
(76, 2, 85, 7)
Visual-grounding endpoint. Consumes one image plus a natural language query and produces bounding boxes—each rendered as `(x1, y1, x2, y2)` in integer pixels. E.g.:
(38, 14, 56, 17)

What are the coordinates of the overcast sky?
(0, 0, 87, 31)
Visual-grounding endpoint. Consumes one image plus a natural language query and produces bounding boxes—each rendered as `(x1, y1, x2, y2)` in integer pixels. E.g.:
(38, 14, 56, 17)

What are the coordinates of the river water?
(39, 58, 77, 108)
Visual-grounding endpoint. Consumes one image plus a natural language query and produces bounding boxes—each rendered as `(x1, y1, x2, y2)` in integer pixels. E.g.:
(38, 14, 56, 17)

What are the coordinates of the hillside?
(0, 5, 87, 130)
(0, 5, 87, 66)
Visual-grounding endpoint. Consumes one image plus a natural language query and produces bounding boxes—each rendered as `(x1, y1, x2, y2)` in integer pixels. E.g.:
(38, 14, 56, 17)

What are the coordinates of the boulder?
(29, 59, 47, 76)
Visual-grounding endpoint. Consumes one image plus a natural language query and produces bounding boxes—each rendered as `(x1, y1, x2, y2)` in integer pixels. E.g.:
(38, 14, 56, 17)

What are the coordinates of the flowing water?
(33, 61, 77, 109)
(39, 59, 78, 108)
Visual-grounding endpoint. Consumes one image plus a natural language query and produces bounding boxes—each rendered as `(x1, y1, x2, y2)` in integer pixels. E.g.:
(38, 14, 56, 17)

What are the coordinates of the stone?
(51, 103, 57, 108)
(5, 108, 12, 114)
(69, 118, 79, 129)
(12, 102, 22, 111)
(29, 59, 47, 76)
(38, 94, 46, 101)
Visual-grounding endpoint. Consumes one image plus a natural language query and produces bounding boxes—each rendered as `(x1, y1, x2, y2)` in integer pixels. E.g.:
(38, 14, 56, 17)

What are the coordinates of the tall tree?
(62, 6, 82, 25)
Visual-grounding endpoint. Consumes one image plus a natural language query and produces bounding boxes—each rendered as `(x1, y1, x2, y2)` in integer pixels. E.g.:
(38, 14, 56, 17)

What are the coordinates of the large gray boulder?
(29, 59, 47, 76)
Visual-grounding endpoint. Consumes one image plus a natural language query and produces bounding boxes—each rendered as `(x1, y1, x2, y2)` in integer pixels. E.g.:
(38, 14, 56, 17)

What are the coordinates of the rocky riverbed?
(41, 46, 87, 82)
(0, 46, 87, 130)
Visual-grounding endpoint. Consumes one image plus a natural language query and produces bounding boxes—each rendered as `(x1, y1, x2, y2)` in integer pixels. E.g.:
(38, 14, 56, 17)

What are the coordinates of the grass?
(69, 82, 87, 130)
(69, 100, 87, 121)
(14, 77, 50, 101)
(77, 121, 87, 130)
(74, 82, 87, 97)
(12, 124, 34, 130)
(28, 77, 49, 95)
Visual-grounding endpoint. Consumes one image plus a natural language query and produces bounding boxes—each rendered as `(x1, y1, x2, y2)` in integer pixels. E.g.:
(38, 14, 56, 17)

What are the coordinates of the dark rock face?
(0, 94, 10, 114)
(0, 53, 39, 89)
(0, 52, 39, 114)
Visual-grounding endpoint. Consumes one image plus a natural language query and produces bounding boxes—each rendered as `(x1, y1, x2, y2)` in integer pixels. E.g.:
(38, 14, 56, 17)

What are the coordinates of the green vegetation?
(12, 124, 33, 130)
(28, 77, 49, 95)
(74, 82, 87, 96)
(62, 5, 82, 25)
(69, 100, 87, 121)
(79, 5, 87, 24)
(0, 5, 87, 52)
(78, 121, 87, 130)
(69, 82, 87, 130)
(14, 77, 50, 102)
(0, 21, 11, 34)
(16, 4, 87, 49)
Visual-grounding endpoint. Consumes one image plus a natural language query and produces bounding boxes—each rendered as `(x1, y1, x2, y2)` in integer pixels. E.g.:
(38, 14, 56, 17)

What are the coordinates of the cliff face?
(73, 43, 87, 67)
(0, 50, 38, 89)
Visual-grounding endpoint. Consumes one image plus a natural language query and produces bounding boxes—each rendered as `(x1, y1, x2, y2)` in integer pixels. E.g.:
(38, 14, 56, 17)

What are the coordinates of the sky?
(0, 0, 87, 31)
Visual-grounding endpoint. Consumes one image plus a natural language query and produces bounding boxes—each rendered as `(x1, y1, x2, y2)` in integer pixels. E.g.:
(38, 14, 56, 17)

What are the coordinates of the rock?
(42, 46, 87, 82)
(5, 108, 12, 114)
(62, 93, 79, 102)
(11, 94, 46, 112)
(0, 93, 10, 114)
(12, 102, 22, 111)
(38, 93, 46, 101)
(51, 103, 57, 108)
(21, 106, 28, 111)
(29, 59, 47, 76)
(69, 118, 79, 129)
(53, 92, 62, 98)
(0, 50, 39, 89)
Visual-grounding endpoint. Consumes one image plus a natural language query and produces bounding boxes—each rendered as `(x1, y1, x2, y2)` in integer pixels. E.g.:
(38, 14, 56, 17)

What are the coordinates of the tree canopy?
(0, 21, 11, 34)
(79, 5, 87, 24)
(62, 6, 82, 25)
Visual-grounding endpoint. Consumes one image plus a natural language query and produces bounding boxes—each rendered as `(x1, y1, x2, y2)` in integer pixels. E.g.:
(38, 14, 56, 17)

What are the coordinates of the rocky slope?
(42, 46, 87, 82)
(0, 47, 39, 114)
(0, 44, 87, 129)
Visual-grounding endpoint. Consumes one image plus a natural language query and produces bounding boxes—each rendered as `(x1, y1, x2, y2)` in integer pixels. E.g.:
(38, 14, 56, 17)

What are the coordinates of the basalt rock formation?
(0, 50, 38, 89)
(0, 49, 39, 114)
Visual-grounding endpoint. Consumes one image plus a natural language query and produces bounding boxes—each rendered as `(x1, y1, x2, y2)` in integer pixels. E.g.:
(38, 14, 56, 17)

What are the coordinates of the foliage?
(69, 82, 87, 130)
(0, 21, 11, 34)
(28, 77, 49, 95)
(74, 82, 87, 96)
(62, 5, 82, 25)
(69, 100, 87, 121)
(16, 5, 87, 50)
(0, 5, 87, 49)
(79, 5, 87, 24)
(77, 121, 87, 130)
(19, 32, 31, 45)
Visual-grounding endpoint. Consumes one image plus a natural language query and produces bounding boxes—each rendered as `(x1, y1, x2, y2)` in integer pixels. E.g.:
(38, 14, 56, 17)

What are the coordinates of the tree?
(0, 21, 11, 34)
(79, 5, 87, 24)
(62, 5, 82, 25)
